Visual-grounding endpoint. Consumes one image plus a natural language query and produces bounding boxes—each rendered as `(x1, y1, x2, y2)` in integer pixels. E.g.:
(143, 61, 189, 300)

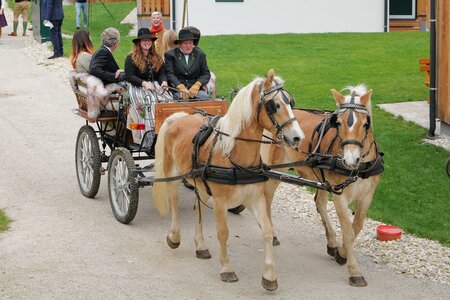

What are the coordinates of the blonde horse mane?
(215, 75, 285, 155)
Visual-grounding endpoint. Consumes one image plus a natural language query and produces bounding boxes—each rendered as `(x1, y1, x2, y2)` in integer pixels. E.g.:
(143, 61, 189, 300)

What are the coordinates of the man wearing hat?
(164, 27, 211, 100)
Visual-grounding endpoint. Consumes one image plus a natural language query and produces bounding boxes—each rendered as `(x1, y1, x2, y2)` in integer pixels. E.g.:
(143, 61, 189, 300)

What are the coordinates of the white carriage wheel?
(108, 147, 139, 224)
(75, 125, 101, 198)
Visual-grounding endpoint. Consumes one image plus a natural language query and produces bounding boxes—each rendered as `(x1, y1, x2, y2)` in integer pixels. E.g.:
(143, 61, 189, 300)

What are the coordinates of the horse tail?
(152, 112, 188, 216)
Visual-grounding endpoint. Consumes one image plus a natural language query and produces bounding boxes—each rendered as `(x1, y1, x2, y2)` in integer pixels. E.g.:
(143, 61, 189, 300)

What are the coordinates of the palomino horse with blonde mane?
(152, 69, 305, 290)
(261, 85, 384, 287)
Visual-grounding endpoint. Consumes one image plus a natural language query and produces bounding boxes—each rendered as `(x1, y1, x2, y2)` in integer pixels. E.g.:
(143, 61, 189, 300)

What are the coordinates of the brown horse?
(152, 69, 305, 290)
(261, 85, 383, 287)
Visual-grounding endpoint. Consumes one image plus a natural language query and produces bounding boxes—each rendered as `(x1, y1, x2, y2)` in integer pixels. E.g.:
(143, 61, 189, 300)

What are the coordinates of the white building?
(137, 0, 388, 35)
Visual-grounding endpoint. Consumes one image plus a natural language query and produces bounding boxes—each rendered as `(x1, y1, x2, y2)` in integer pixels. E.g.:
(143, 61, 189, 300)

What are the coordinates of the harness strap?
(214, 128, 282, 145)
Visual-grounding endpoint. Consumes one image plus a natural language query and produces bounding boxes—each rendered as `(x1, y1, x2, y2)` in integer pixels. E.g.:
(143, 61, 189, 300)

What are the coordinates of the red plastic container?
(376, 225, 402, 241)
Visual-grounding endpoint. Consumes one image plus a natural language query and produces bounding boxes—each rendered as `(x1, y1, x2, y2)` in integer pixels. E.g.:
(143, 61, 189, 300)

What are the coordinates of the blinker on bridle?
(332, 91, 371, 149)
(256, 81, 296, 140)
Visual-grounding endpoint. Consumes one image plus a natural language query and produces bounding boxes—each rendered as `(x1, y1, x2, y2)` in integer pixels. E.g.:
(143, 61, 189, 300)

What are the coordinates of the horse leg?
(352, 192, 374, 237)
(193, 188, 211, 259)
(314, 189, 338, 257)
(213, 200, 238, 283)
(166, 181, 181, 249)
(333, 196, 367, 287)
(245, 195, 278, 291)
(264, 179, 281, 246)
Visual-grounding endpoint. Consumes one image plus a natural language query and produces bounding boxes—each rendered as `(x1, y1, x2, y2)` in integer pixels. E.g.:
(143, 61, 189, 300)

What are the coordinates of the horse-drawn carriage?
(71, 69, 385, 290)
(71, 79, 228, 224)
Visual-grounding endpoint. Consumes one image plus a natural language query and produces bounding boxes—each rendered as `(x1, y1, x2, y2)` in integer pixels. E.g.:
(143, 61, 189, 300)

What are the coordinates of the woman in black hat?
(164, 27, 211, 100)
(124, 27, 169, 149)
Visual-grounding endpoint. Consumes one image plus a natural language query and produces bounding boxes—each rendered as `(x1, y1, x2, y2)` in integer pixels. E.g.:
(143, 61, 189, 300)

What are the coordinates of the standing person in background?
(158, 29, 176, 58)
(0, 0, 8, 39)
(149, 11, 165, 55)
(44, 0, 64, 59)
(75, 0, 87, 30)
(8, 0, 30, 37)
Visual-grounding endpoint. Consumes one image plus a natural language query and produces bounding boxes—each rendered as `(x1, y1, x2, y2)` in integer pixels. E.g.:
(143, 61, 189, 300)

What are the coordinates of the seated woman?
(69, 29, 124, 121)
(158, 29, 177, 58)
(124, 27, 169, 149)
(164, 27, 211, 100)
(70, 29, 94, 73)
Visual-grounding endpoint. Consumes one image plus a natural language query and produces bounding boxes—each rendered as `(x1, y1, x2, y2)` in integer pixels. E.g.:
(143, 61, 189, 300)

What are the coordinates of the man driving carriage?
(164, 27, 211, 100)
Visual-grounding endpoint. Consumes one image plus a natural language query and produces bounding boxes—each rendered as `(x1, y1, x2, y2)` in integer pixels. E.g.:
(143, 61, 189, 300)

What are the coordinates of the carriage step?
(137, 163, 155, 173)
(140, 176, 154, 183)
(139, 176, 154, 187)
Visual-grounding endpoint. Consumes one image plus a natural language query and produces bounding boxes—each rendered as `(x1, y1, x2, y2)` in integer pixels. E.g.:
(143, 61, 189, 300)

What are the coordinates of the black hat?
(174, 27, 199, 44)
(133, 28, 157, 43)
(184, 26, 201, 46)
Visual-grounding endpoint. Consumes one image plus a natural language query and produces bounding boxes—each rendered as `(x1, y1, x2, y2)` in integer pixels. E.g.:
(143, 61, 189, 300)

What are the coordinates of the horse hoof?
(349, 276, 367, 287)
(166, 235, 180, 249)
(327, 246, 337, 257)
(261, 277, 278, 291)
(273, 236, 280, 246)
(334, 249, 347, 265)
(220, 272, 238, 282)
(196, 249, 212, 259)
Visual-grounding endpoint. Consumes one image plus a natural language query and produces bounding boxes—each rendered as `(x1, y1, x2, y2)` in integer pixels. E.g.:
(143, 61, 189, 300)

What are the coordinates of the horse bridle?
(330, 97, 371, 149)
(256, 81, 297, 139)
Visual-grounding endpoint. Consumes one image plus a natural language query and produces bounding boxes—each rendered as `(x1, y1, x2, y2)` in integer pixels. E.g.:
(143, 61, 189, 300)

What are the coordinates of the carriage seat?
(69, 70, 124, 121)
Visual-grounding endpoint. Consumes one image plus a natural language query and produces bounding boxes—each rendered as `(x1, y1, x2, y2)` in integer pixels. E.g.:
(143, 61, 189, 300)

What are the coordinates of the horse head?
(256, 69, 305, 148)
(330, 85, 373, 169)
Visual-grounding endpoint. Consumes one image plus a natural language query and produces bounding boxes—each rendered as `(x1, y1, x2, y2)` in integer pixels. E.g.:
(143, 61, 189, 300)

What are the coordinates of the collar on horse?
(188, 81, 296, 195)
(190, 115, 268, 196)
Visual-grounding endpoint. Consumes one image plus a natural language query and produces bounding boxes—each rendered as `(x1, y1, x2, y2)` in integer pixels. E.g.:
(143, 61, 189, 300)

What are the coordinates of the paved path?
(1, 20, 449, 300)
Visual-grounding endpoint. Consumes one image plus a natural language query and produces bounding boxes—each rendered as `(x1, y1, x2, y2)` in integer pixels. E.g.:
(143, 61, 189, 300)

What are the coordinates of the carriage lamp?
(130, 123, 146, 130)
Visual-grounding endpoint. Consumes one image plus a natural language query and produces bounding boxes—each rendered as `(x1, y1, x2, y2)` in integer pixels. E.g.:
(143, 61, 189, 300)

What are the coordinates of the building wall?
(437, 0, 450, 124)
(171, 0, 386, 35)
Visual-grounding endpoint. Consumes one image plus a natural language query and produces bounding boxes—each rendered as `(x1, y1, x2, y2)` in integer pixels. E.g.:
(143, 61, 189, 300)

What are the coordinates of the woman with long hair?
(124, 28, 169, 151)
(158, 29, 177, 58)
(70, 29, 94, 72)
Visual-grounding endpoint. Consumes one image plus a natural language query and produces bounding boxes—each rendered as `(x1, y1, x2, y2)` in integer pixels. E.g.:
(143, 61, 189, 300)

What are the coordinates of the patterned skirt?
(126, 82, 173, 148)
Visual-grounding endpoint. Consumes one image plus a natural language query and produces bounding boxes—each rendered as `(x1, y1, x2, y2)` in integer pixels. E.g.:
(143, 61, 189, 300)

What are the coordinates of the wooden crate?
(154, 100, 228, 133)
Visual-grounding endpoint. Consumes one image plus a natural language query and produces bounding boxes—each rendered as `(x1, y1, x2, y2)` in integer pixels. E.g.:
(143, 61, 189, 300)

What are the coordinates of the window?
(389, 0, 416, 19)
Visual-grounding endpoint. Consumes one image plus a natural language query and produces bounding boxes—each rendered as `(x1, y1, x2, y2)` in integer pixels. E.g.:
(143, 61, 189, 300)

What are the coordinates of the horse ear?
(331, 88, 345, 104)
(264, 69, 275, 90)
(360, 89, 373, 105)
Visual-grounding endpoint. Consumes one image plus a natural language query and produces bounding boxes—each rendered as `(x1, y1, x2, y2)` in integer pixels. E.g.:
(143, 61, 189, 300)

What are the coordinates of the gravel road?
(0, 14, 449, 299)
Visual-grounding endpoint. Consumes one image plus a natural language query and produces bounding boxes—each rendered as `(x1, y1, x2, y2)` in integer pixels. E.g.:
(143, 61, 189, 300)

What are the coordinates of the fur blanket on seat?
(68, 70, 125, 119)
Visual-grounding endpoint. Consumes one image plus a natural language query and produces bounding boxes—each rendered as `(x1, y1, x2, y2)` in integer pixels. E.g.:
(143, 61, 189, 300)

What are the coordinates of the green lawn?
(0, 210, 11, 232)
(2, 3, 449, 248)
